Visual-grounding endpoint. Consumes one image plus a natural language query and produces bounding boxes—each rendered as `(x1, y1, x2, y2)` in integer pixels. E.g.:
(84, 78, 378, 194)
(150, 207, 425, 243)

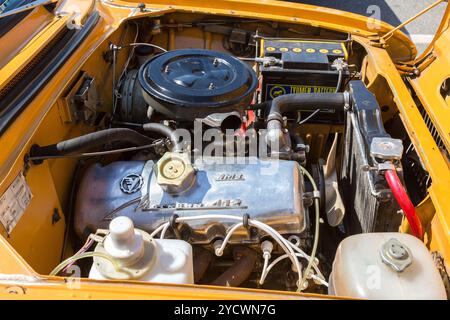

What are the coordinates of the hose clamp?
(312, 190, 321, 200)
(243, 213, 251, 230)
(343, 91, 351, 111)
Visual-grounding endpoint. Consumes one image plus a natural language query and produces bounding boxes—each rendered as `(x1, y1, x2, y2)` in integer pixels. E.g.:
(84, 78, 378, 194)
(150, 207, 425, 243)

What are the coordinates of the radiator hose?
(385, 169, 424, 239)
(265, 92, 350, 155)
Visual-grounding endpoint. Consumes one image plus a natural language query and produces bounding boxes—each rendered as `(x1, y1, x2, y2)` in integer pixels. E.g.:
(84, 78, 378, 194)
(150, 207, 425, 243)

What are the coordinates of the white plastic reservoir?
(329, 232, 447, 300)
(89, 216, 194, 284)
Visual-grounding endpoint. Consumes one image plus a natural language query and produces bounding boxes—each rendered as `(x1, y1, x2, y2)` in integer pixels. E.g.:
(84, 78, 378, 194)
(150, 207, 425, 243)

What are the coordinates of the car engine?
(29, 32, 419, 293)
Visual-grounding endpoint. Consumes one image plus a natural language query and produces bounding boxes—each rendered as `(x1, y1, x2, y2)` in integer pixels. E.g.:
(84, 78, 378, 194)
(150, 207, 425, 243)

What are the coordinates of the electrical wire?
(60, 161, 83, 262)
(261, 253, 328, 287)
(296, 69, 343, 125)
(50, 252, 120, 276)
(123, 42, 167, 52)
(113, 22, 140, 118)
(259, 253, 270, 285)
(215, 222, 243, 256)
(258, 232, 326, 286)
(297, 165, 321, 292)
(151, 214, 304, 291)
(287, 241, 324, 279)
(298, 109, 320, 125)
(62, 237, 94, 273)
(140, 170, 322, 291)
(160, 222, 171, 239)
(111, 46, 117, 115)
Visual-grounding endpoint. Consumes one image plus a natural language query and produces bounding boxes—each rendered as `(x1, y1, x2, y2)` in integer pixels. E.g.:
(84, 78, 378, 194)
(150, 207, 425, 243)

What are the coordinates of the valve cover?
(74, 157, 306, 244)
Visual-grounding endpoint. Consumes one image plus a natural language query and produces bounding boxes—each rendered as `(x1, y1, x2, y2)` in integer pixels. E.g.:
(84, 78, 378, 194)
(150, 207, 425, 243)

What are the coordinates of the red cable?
(384, 169, 424, 239)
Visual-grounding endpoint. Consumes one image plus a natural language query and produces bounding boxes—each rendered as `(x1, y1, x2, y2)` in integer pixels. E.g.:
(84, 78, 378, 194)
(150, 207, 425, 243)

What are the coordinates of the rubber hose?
(30, 128, 153, 159)
(142, 123, 182, 152)
(267, 92, 347, 123)
(385, 169, 424, 239)
(265, 93, 348, 154)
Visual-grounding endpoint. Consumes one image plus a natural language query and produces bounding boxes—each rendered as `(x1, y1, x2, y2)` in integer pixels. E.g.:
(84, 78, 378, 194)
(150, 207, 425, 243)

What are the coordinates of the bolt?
(137, 3, 146, 12)
(6, 286, 25, 295)
(208, 83, 215, 90)
(213, 58, 220, 66)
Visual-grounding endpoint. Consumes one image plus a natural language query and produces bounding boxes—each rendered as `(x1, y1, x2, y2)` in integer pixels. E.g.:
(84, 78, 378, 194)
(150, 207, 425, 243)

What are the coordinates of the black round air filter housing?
(138, 49, 257, 121)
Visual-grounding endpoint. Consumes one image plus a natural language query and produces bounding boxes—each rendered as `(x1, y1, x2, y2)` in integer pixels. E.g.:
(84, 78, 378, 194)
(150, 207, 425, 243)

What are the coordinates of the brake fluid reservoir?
(89, 217, 194, 284)
(329, 233, 447, 299)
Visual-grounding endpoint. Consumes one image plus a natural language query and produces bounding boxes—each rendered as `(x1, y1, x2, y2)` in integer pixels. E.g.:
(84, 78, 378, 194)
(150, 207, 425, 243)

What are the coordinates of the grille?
(419, 106, 449, 160)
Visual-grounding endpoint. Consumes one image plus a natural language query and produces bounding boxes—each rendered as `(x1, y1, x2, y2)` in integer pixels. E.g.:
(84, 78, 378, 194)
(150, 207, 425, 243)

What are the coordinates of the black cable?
(27, 141, 162, 161)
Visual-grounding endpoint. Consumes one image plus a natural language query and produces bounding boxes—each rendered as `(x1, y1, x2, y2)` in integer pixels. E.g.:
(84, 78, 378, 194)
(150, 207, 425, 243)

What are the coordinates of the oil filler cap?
(138, 49, 257, 121)
(156, 152, 196, 194)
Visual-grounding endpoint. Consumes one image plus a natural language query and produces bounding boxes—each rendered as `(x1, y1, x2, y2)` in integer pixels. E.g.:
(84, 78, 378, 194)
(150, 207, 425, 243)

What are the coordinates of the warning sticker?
(0, 172, 32, 234)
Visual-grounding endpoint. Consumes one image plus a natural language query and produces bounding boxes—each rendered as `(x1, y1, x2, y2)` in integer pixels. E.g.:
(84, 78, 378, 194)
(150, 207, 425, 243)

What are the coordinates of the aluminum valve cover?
(74, 157, 305, 243)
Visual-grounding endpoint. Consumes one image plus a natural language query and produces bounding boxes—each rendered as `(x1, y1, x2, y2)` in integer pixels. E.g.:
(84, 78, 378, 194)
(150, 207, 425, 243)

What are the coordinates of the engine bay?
(11, 13, 446, 298)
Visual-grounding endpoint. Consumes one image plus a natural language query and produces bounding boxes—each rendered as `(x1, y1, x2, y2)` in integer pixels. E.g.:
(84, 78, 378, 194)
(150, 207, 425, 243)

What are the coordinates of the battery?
(260, 38, 349, 123)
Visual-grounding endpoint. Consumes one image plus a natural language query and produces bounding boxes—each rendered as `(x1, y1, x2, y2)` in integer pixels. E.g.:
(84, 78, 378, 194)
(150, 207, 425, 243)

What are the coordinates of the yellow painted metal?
(101, 0, 416, 61)
(0, 6, 54, 69)
(414, 2, 450, 64)
(0, 237, 35, 276)
(409, 32, 450, 154)
(0, 15, 70, 90)
(400, 196, 435, 239)
(0, 0, 448, 299)
(356, 35, 450, 267)
(0, 277, 345, 300)
(405, 9, 450, 271)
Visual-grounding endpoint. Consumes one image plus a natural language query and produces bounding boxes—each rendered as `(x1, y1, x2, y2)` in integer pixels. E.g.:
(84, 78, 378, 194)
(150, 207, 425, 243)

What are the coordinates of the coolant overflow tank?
(89, 217, 194, 284)
(329, 233, 447, 299)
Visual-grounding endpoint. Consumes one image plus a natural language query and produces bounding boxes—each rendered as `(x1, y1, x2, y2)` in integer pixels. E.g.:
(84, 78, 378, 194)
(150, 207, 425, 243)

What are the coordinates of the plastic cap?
(109, 216, 135, 246)
(104, 217, 144, 266)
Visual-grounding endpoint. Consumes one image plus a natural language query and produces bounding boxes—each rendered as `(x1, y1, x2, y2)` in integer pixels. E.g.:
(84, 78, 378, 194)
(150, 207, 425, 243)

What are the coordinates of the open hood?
(413, 1, 450, 64)
(406, 2, 450, 162)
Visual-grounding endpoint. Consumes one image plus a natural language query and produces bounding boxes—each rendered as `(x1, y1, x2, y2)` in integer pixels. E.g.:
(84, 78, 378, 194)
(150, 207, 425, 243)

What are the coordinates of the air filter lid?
(138, 49, 257, 120)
